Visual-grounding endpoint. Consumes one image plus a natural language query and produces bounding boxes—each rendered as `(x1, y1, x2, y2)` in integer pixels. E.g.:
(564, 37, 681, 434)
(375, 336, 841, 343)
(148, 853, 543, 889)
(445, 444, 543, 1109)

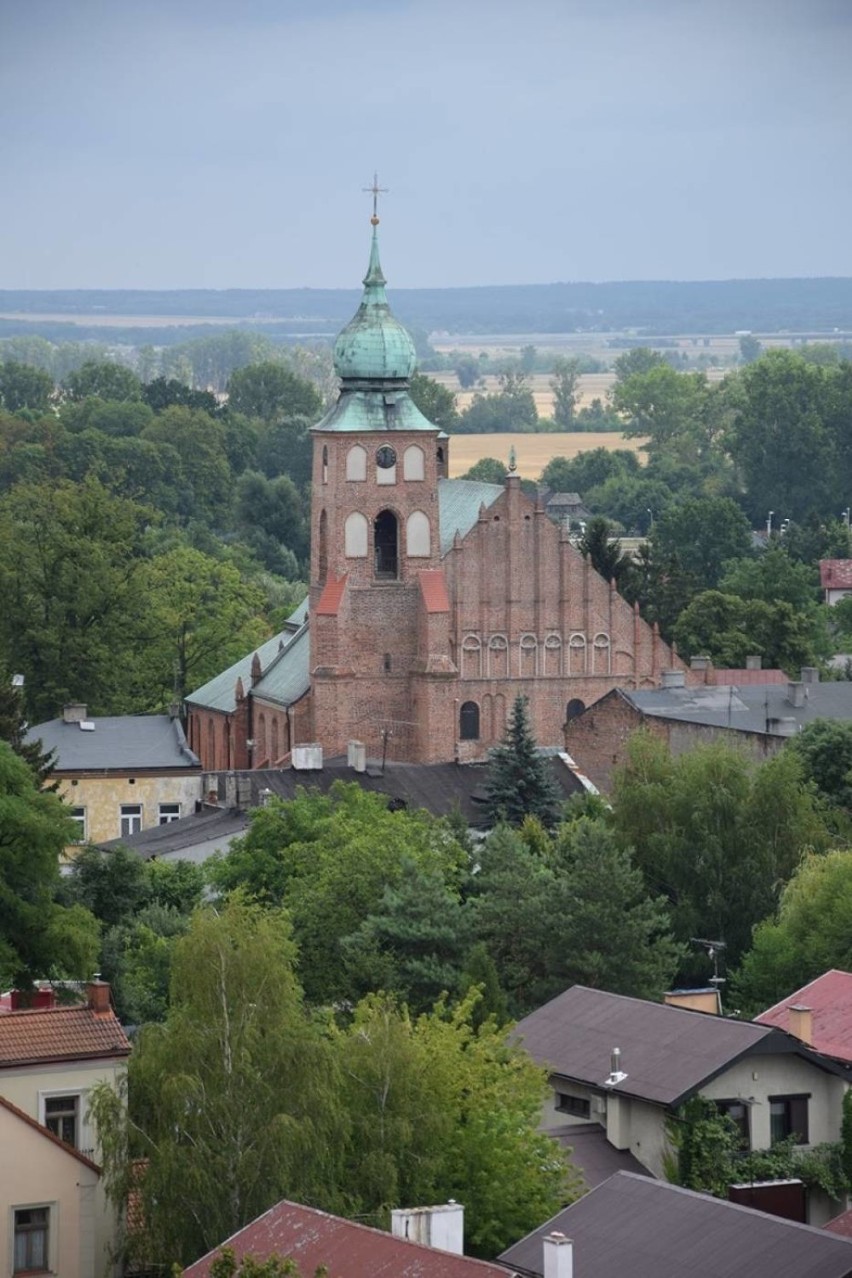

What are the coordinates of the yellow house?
(0, 981, 130, 1276)
(25, 704, 203, 854)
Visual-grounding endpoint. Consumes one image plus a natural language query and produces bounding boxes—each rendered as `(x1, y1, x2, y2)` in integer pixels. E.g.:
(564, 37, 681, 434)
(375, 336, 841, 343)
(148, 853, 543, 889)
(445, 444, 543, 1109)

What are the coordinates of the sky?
(0, 0, 850, 289)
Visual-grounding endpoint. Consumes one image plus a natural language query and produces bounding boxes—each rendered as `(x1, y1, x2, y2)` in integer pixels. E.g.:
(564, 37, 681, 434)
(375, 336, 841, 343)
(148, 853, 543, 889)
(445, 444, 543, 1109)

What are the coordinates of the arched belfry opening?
(374, 509, 398, 579)
(318, 509, 328, 584)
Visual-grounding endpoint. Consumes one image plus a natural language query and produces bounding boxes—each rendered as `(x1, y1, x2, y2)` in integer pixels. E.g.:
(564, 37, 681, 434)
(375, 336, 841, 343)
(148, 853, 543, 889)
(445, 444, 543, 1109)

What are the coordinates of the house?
(186, 216, 691, 771)
(24, 703, 202, 851)
(564, 665, 844, 791)
(820, 560, 852, 605)
(543, 491, 593, 528)
(498, 1171, 852, 1278)
(182, 1198, 509, 1278)
(756, 971, 852, 1066)
(0, 980, 130, 1276)
(513, 985, 851, 1223)
(98, 753, 589, 865)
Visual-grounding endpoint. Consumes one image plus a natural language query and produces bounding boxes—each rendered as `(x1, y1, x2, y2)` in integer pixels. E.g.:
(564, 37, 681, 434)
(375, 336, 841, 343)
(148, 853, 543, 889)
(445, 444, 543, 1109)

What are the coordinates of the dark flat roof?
(499, 1172, 852, 1278)
(513, 985, 775, 1108)
(98, 807, 247, 859)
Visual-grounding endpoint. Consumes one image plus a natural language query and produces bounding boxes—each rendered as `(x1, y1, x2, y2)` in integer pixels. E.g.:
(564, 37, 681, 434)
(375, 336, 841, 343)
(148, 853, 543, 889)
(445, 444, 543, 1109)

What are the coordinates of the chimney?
(787, 682, 805, 708)
(62, 703, 87, 724)
(788, 1004, 813, 1045)
(348, 740, 367, 773)
(801, 667, 820, 684)
(391, 1204, 464, 1255)
(745, 655, 762, 670)
(543, 1232, 574, 1278)
(87, 980, 112, 1015)
(660, 669, 686, 689)
(689, 655, 711, 671)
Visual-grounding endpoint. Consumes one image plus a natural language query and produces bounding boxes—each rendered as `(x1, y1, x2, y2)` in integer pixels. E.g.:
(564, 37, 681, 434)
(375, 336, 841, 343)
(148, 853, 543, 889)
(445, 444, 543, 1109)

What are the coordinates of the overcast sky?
(0, 0, 850, 289)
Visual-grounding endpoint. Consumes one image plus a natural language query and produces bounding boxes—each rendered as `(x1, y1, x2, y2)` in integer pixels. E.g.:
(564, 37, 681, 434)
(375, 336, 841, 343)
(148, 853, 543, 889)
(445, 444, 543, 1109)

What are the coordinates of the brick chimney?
(788, 1004, 813, 1045)
(86, 980, 112, 1015)
(543, 1232, 574, 1278)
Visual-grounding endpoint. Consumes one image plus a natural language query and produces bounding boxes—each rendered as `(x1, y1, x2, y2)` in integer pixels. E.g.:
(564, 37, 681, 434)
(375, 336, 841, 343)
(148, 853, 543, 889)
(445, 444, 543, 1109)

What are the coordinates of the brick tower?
(309, 215, 453, 760)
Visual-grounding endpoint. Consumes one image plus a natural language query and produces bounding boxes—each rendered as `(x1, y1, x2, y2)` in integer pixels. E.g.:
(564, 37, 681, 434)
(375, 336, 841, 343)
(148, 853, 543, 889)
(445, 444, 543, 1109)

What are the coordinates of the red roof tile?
(826, 1209, 852, 1238)
(316, 575, 348, 616)
(820, 560, 852, 590)
(0, 1095, 100, 1172)
(0, 1004, 130, 1068)
(183, 1200, 509, 1278)
(756, 970, 852, 1064)
(706, 669, 788, 686)
(419, 570, 450, 614)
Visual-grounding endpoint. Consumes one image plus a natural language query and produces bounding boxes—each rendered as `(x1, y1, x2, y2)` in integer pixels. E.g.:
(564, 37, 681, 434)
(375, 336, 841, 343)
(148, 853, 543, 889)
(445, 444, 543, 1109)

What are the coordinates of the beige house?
(25, 704, 203, 854)
(515, 985, 852, 1225)
(0, 982, 130, 1276)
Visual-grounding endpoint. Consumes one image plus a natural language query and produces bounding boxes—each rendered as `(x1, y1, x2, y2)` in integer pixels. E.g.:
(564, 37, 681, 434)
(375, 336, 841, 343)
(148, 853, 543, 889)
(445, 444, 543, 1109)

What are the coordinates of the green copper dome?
(333, 228, 417, 383)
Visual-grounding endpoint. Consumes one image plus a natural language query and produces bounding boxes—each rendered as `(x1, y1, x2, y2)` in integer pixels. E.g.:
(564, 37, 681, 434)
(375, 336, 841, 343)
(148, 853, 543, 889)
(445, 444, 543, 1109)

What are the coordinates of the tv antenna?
(691, 937, 727, 987)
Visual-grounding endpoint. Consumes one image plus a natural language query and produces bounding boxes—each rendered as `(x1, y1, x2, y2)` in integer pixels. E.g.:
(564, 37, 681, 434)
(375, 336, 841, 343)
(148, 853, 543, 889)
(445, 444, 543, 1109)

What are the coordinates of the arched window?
(322, 445, 328, 484)
(520, 633, 538, 678)
(489, 634, 508, 679)
(461, 634, 482, 679)
(271, 718, 279, 763)
(406, 510, 431, 557)
(568, 633, 587, 674)
(593, 632, 611, 675)
(544, 633, 562, 677)
(346, 444, 367, 481)
(566, 698, 586, 723)
(374, 509, 399, 578)
(436, 445, 446, 478)
(318, 509, 328, 583)
(403, 445, 425, 480)
(344, 511, 368, 558)
(207, 717, 216, 770)
(460, 701, 480, 741)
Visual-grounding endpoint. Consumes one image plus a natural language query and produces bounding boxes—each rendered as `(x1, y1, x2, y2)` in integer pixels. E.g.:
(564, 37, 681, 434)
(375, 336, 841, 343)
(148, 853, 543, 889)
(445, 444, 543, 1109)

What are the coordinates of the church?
(186, 216, 686, 770)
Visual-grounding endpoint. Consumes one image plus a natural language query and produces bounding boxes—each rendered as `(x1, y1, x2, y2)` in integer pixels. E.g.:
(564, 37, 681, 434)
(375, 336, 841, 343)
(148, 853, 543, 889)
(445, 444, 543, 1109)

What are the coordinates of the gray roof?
(623, 679, 852, 735)
(545, 491, 584, 507)
(499, 1172, 852, 1278)
(25, 714, 200, 772)
(513, 985, 779, 1108)
(438, 478, 503, 554)
(98, 806, 247, 860)
(186, 604, 309, 713)
(249, 623, 310, 709)
(551, 1122, 652, 1191)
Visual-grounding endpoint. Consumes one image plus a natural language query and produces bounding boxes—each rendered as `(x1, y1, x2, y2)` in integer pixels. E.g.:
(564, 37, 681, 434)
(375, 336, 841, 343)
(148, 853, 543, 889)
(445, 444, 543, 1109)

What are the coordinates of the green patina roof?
(438, 478, 503, 553)
(333, 228, 417, 383)
(314, 388, 436, 433)
(186, 599, 308, 713)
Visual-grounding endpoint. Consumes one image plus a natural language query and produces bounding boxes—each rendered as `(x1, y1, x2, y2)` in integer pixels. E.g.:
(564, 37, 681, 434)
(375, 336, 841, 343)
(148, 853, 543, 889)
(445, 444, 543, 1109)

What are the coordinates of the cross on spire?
(363, 172, 388, 225)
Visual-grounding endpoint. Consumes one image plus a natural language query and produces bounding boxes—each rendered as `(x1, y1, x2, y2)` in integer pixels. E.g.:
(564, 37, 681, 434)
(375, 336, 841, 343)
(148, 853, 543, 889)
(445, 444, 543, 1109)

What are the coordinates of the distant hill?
(2, 277, 852, 337)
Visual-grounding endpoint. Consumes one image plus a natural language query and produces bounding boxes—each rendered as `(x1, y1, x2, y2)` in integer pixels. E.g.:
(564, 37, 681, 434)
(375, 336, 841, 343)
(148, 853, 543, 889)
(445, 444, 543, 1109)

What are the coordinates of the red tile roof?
(316, 575, 348, 616)
(826, 1209, 852, 1238)
(706, 669, 788, 686)
(0, 1095, 100, 1173)
(419, 570, 450, 614)
(0, 1004, 130, 1068)
(756, 970, 852, 1064)
(820, 560, 852, 591)
(183, 1200, 509, 1278)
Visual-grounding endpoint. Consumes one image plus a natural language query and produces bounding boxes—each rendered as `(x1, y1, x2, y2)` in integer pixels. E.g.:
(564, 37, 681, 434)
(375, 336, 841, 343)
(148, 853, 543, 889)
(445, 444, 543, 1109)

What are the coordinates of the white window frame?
(39, 1088, 91, 1155)
(119, 803, 143, 837)
(158, 803, 182, 825)
(11, 1201, 55, 1275)
(69, 806, 87, 843)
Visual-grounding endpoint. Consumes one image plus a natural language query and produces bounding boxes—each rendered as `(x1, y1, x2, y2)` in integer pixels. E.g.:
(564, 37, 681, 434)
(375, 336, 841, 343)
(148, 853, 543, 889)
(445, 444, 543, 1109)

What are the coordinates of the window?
(346, 444, 367, 481)
(406, 510, 430, 557)
(459, 701, 480, 741)
(770, 1094, 810, 1145)
(374, 510, 398, 578)
(344, 511, 368, 558)
(321, 444, 328, 484)
(158, 803, 181, 825)
(44, 1095, 79, 1148)
(318, 508, 328, 582)
(716, 1099, 750, 1150)
(70, 806, 87, 842)
(403, 444, 425, 480)
(120, 804, 142, 837)
(14, 1207, 49, 1273)
(556, 1093, 591, 1119)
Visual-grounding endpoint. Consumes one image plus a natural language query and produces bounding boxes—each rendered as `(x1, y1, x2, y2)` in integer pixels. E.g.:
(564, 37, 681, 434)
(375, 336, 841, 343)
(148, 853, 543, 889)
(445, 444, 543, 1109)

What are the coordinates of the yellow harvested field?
(448, 432, 648, 480)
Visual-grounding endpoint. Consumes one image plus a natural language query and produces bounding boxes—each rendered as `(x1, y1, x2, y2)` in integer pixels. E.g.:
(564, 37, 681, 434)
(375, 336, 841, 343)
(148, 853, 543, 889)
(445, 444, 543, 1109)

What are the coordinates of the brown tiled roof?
(821, 560, 852, 590)
(826, 1209, 852, 1238)
(500, 1172, 852, 1278)
(0, 1095, 100, 1173)
(316, 574, 348, 616)
(419, 569, 450, 614)
(757, 970, 852, 1064)
(705, 668, 788, 686)
(0, 1004, 130, 1068)
(183, 1199, 511, 1278)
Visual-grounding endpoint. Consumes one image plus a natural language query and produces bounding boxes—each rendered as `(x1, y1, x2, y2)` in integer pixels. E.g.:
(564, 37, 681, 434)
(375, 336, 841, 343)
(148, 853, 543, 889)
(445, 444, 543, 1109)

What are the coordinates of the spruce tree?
(0, 671, 56, 788)
(483, 695, 562, 828)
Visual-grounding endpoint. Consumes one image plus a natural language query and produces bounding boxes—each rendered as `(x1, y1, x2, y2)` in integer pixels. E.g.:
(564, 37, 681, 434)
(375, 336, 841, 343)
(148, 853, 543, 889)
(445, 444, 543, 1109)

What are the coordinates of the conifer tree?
(0, 670, 56, 788)
(484, 695, 562, 828)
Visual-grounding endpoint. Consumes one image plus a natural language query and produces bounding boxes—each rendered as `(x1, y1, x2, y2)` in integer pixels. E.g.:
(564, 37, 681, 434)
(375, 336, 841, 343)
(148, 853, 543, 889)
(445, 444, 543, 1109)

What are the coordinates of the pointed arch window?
(459, 701, 480, 741)
(374, 509, 399, 578)
(346, 444, 367, 481)
(318, 509, 328, 583)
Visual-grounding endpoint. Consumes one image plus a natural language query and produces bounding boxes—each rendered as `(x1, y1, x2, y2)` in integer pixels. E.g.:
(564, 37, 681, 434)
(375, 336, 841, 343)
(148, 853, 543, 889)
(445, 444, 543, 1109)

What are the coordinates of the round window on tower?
(376, 445, 397, 470)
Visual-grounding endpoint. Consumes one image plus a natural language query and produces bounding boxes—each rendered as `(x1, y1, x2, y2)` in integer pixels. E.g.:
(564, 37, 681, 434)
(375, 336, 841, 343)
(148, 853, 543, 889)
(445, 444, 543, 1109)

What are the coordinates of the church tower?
(308, 210, 453, 760)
